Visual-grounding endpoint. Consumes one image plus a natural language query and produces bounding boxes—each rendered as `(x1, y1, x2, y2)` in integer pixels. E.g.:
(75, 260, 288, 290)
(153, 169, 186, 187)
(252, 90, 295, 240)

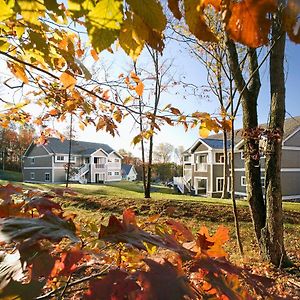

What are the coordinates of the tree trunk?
(261, 2, 288, 267)
(221, 130, 229, 198)
(225, 39, 266, 244)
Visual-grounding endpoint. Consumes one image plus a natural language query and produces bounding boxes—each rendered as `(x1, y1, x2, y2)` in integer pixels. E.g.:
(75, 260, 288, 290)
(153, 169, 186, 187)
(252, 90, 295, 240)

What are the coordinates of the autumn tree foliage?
(0, 183, 279, 299)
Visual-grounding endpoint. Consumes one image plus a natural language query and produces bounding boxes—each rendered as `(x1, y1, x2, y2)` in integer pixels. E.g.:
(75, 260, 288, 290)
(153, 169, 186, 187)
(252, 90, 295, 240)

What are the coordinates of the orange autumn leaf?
(130, 71, 140, 83)
(283, 0, 300, 44)
(49, 109, 58, 116)
(90, 49, 99, 61)
(135, 81, 144, 96)
(7, 62, 29, 84)
(226, 0, 277, 48)
(168, 0, 182, 20)
(60, 72, 77, 90)
(76, 48, 84, 58)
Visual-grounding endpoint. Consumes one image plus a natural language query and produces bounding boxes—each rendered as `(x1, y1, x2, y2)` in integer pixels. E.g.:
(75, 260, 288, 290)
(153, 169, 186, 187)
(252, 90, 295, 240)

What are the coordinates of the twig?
(36, 264, 111, 300)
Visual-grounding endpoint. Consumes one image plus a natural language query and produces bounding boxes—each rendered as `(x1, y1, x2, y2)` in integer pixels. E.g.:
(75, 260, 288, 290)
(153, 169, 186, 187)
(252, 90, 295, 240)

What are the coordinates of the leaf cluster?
(0, 183, 280, 299)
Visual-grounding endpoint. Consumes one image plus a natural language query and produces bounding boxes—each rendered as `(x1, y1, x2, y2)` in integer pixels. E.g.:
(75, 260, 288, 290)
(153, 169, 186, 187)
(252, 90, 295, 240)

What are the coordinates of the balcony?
(94, 163, 105, 169)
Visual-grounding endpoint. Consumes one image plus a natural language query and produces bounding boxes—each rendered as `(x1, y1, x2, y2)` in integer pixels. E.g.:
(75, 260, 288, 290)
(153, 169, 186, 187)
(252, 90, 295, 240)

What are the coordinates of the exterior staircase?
(173, 176, 193, 194)
(69, 163, 89, 184)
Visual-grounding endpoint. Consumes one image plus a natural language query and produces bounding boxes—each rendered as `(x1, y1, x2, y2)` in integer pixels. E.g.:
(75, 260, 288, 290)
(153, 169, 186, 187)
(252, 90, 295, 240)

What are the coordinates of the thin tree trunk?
(231, 118, 244, 256)
(221, 130, 229, 198)
(66, 114, 73, 188)
(261, 2, 288, 267)
(226, 38, 266, 244)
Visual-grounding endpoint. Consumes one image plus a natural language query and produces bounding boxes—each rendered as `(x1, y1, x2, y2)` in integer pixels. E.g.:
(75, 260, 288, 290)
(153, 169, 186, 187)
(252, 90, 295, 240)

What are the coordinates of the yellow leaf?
(0, 0, 13, 21)
(86, 0, 123, 52)
(79, 122, 85, 130)
(143, 241, 157, 255)
(7, 62, 29, 84)
(184, 0, 218, 42)
(199, 126, 210, 138)
(113, 110, 122, 123)
(127, 0, 166, 33)
(132, 134, 142, 145)
(135, 81, 144, 96)
(18, 0, 46, 25)
(60, 72, 77, 90)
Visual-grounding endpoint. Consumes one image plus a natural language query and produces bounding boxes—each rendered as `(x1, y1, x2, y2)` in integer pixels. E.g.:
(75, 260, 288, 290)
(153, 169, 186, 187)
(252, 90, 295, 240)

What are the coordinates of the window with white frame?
(241, 176, 246, 186)
(70, 156, 76, 162)
(241, 151, 245, 160)
(45, 173, 50, 182)
(215, 153, 224, 163)
(108, 171, 112, 176)
(30, 157, 35, 164)
(56, 155, 65, 161)
(184, 155, 190, 162)
(115, 171, 120, 176)
(30, 172, 35, 180)
(216, 178, 224, 192)
(198, 155, 207, 163)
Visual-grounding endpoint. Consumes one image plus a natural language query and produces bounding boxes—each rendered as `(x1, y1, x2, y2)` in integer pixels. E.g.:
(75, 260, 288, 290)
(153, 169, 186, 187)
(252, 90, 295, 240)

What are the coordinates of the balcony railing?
(95, 163, 105, 169)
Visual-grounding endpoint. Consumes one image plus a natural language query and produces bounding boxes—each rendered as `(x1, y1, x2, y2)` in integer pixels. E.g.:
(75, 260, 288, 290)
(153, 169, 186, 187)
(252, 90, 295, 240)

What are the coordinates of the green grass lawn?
(2, 179, 299, 212)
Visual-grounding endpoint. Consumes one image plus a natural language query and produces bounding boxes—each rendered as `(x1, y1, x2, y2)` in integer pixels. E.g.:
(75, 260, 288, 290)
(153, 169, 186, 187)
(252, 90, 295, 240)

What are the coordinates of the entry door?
(95, 173, 105, 183)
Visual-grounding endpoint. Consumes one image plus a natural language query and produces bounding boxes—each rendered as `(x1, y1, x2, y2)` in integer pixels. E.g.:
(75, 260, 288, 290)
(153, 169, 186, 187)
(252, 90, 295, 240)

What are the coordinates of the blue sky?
(70, 37, 300, 156)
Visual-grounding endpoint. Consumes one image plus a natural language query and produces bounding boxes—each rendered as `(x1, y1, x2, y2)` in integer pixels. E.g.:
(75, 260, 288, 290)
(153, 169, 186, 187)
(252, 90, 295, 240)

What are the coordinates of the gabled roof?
(121, 164, 136, 175)
(184, 116, 300, 153)
(28, 137, 116, 156)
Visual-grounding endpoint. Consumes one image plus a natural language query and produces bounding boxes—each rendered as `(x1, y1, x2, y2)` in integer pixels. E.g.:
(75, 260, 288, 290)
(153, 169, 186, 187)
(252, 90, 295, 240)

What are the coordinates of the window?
(261, 177, 265, 188)
(198, 155, 207, 163)
(216, 178, 224, 192)
(30, 158, 35, 164)
(45, 173, 50, 182)
(115, 171, 120, 176)
(215, 153, 224, 163)
(30, 172, 35, 180)
(70, 156, 76, 162)
(184, 155, 191, 162)
(85, 157, 90, 164)
(56, 155, 65, 161)
(108, 171, 112, 176)
(241, 176, 246, 186)
(115, 158, 119, 163)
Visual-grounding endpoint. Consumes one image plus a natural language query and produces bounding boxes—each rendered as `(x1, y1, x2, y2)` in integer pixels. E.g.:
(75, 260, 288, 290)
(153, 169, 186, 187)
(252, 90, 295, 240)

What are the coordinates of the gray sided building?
(174, 116, 300, 200)
(23, 138, 122, 184)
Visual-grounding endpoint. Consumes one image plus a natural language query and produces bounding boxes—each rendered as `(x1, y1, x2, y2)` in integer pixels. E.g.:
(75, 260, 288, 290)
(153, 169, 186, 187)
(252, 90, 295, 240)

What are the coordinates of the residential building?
(121, 164, 137, 181)
(22, 138, 122, 183)
(174, 116, 300, 200)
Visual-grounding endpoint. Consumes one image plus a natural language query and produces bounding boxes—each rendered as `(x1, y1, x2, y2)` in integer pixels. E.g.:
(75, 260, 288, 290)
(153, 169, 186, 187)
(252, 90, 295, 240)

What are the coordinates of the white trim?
(108, 150, 123, 159)
(281, 168, 300, 172)
(26, 154, 53, 158)
(235, 168, 245, 171)
(234, 139, 244, 150)
(234, 192, 247, 196)
(24, 141, 34, 157)
(194, 176, 208, 195)
(189, 139, 212, 153)
(282, 195, 300, 200)
(24, 167, 52, 169)
(282, 146, 300, 150)
(90, 148, 109, 157)
(241, 176, 246, 186)
(283, 126, 300, 144)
